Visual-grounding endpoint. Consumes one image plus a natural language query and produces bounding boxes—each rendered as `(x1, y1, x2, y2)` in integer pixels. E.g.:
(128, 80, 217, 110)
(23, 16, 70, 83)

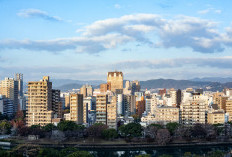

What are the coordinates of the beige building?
(0, 77, 18, 112)
(26, 76, 53, 126)
(181, 93, 208, 124)
(207, 111, 225, 124)
(169, 88, 177, 106)
(96, 94, 108, 124)
(107, 71, 123, 92)
(65, 94, 70, 108)
(70, 93, 83, 124)
(64, 113, 71, 121)
(155, 106, 179, 124)
(226, 99, 232, 121)
(107, 96, 117, 129)
(141, 113, 156, 125)
(80, 85, 93, 98)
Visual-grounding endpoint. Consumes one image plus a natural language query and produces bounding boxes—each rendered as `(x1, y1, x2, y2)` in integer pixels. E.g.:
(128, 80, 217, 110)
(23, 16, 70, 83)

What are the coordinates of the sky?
(1, 0, 232, 81)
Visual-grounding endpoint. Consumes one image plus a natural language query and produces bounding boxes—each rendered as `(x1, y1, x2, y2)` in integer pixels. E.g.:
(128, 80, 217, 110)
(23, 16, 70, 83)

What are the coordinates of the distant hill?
(140, 79, 211, 90)
(190, 77, 232, 83)
(51, 79, 105, 88)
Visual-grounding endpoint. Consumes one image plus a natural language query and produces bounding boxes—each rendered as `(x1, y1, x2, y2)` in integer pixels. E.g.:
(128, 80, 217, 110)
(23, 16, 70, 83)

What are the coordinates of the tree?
(0, 120, 12, 134)
(67, 151, 93, 157)
(37, 148, 60, 157)
(102, 128, 118, 140)
(149, 123, 163, 129)
(43, 123, 56, 132)
(156, 129, 171, 145)
(144, 125, 159, 141)
(119, 123, 143, 138)
(135, 155, 151, 157)
(166, 122, 179, 135)
(158, 155, 173, 157)
(57, 121, 84, 131)
(87, 123, 107, 137)
(132, 114, 141, 123)
(191, 124, 207, 139)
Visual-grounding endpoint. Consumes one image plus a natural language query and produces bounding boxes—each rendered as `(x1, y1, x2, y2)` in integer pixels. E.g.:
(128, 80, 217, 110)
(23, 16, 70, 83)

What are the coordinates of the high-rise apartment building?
(225, 99, 232, 121)
(52, 89, 62, 118)
(107, 71, 123, 92)
(107, 96, 117, 129)
(176, 89, 182, 107)
(169, 88, 177, 106)
(26, 76, 53, 126)
(155, 106, 180, 124)
(70, 93, 83, 124)
(123, 95, 136, 116)
(181, 93, 208, 124)
(80, 85, 93, 97)
(0, 77, 19, 113)
(96, 94, 108, 124)
(136, 96, 145, 117)
(65, 94, 70, 108)
(117, 94, 123, 115)
(0, 95, 14, 117)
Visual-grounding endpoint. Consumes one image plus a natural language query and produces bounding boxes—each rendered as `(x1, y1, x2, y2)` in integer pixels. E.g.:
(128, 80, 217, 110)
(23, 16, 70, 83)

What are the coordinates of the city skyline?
(1, 0, 232, 81)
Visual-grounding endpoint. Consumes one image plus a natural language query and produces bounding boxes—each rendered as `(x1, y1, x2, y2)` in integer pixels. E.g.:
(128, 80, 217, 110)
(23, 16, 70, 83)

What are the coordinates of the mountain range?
(48, 77, 232, 92)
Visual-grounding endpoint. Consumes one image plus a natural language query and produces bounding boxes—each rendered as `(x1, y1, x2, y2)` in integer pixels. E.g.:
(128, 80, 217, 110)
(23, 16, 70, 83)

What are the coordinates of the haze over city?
(1, 0, 232, 81)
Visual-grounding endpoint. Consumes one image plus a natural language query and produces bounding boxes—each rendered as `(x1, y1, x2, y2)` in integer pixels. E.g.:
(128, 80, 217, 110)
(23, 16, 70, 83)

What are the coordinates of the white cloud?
(198, 9, 210, 14)
(114, 4, 121, 9)
(17, 9, 64, 22)
(1, 13, 232, 53)
(197, 8, 222, 15)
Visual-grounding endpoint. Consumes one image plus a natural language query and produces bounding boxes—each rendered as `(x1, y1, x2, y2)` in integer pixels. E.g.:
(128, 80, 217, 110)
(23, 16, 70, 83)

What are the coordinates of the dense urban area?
(0, 72, 232, 156)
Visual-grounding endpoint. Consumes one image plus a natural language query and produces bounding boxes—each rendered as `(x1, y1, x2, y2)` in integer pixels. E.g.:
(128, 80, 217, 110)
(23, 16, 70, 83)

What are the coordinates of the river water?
(80, 144, 232, 157)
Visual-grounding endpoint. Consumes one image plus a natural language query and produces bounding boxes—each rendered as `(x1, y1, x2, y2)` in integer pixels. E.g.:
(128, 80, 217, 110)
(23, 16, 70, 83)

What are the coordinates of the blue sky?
(1, 0, 232, 81)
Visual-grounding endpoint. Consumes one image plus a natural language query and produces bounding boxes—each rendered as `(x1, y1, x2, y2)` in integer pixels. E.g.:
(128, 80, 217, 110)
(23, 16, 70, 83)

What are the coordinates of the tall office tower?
(176, 89, 182, 107)
(52, 89, 62, 118)
(70, 93, 83, 124)
(181, 93, 208, 125)
(0, 95, 14, 117)
(136, 96, 145, 117)
(0, 77, 19, 113)
(96, 94, 108, 124)
(107, 96, 117, 129)
(123, 95, 136, 116)
(15, 73, 23, 98)
(117, 94, 123, 115)
(131, 80, 140, 94)
(169, 88, 177, 106)
(107, 71, 123, 92)
(65, 94, 70, 108)
(26, 76, 53, 126)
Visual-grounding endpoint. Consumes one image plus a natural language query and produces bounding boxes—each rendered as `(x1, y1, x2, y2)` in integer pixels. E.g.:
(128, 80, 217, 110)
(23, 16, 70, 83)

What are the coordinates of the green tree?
(207, 150, 224, 157)
(149, 123, 163, 129)
(158, 155, 173, 157)
(37, 148, 60, 157)
(0, 120, 12, 134)
(135, 155, 151, 157)
(102, 128, 118, 140)
(57, 121, 84, 131)
(119, 123, 143, 138)
(166, 122, 179, 135)
(67, 151, 93, 157)
(87, 123, 107, 137)
(43, 123, 56, 132)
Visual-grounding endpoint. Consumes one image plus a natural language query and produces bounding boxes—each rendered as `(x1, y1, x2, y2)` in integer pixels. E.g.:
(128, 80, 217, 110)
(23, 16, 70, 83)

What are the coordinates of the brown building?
(70, 94, 83, 124)
(136, 96, 145, 117)
(100, 83, 111, 93)
(80, 85, 93, 97)
(26, 76, 53, 126)
(65, 95, 70, 108)
(107, 71, 123, 93)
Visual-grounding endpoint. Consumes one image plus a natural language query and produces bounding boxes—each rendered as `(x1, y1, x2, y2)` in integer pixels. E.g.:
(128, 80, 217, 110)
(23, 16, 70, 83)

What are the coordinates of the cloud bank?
(1, 13, 232, 53)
